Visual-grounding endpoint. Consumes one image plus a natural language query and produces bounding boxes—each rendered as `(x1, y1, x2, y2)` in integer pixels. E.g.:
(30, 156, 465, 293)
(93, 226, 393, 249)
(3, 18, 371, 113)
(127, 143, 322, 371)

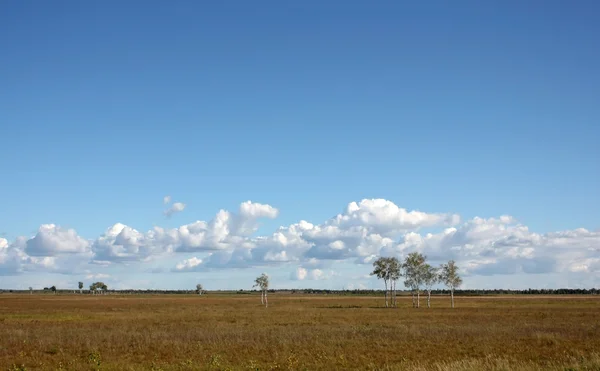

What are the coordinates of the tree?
(90, 282, 107, 295)
(29, 287, 33, 295)
(371, 257, 391, 307)
(78, 282, 83, 294)
(253, 273, 269, 307)
(440, 260, 462, 308)
(196, 284, 203, 296)
(388, 257, 402, 307)
(403, 252, 426, 308)
(422, 264, 440, 308)
(50, 285, 57, 295)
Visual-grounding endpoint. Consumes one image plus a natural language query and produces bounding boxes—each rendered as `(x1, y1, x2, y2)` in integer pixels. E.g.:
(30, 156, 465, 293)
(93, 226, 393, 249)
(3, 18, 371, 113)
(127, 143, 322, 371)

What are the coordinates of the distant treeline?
(1, 288, 599, 295)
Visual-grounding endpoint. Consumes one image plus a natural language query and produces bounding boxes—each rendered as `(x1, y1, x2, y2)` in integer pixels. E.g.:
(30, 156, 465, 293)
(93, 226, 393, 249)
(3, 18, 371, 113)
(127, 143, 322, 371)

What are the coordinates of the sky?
(1, 1, 599, 291)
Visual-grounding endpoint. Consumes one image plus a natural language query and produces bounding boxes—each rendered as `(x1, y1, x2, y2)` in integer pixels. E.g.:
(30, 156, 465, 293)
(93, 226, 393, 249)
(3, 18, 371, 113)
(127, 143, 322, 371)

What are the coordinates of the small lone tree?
(253, 273, 269, 307)
(50, 285, 57, 295)
(196, 283, 203, 296)
(29, 287, 33, 295)
(422, 264, 440, 308)
(440, 260, 462, 308)
(78, 281, 83, 294)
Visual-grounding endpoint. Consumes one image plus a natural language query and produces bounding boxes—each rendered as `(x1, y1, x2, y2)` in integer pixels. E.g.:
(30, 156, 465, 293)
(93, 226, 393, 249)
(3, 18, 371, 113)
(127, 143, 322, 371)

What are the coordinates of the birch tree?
(388, 257, 402, 307)
(403, 252, 426, 308)
(422, 264, 440, 308)
(78, 282, 83, 294)
(440, 260, 462, 308)
(196, 283, 203, 295)
(371, 257, 390, 307)
(253, 273, 269, 307)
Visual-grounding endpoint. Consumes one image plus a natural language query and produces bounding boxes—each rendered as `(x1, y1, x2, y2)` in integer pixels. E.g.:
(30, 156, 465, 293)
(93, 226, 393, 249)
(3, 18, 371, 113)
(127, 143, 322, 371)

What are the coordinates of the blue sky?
(1, 1, 599, 290)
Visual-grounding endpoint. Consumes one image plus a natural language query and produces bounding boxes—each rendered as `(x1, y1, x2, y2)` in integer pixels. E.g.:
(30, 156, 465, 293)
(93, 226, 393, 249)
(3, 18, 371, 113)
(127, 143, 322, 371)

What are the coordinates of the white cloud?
(188, 199, 455, 270)
(163, 195, 171, 205)
(164, 202, 186, 217)
(2, 198, 599, 288)
(292, 267, 308, 280)
(25, 224, 90, 257)
(173, 257, 203, 272)
(379, 217, 600, 279)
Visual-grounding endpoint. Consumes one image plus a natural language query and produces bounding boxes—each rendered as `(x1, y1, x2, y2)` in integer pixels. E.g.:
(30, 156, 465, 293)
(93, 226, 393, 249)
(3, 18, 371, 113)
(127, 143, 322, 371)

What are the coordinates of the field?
(1, 294, 600, 370)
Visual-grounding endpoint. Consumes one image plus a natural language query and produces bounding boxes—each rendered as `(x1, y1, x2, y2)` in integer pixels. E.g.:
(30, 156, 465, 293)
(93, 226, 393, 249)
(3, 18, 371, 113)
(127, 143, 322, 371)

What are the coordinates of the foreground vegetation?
(1, 294, 599, 370)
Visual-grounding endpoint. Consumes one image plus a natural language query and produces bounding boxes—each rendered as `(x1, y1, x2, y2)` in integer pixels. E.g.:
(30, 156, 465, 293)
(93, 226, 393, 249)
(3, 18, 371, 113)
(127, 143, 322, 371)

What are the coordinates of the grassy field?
(1, 294, 600, 370)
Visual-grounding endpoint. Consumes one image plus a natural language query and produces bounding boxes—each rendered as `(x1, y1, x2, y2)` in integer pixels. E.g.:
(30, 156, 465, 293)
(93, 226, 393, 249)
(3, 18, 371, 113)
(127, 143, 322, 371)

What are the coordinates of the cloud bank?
(1, 199, 599, 288)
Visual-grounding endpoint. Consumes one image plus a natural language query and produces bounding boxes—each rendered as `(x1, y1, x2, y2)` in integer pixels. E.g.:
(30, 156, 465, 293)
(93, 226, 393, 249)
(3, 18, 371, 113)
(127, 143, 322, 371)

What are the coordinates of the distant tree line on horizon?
(2, 288, 599, 295)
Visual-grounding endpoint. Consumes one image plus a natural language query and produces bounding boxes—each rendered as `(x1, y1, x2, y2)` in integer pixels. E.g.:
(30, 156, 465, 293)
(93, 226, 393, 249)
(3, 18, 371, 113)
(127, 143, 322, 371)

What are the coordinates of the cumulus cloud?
(173, 257, 203, 272)
(186, 199, 457, 270)
(2, 198, 599, 288)
(25, 224, 90, 257)
(164, 202, 186, 217)
(92, 201, 280, 264)
(380, 217, 600, 278)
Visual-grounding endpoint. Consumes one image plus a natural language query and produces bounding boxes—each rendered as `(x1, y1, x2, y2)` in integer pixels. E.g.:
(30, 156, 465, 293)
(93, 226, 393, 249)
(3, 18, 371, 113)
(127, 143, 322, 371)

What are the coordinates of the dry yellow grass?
(1, 294, 599, 370)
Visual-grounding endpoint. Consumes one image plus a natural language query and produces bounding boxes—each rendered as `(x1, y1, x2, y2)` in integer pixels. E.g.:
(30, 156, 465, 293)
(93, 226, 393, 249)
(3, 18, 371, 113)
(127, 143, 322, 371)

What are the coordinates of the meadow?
(1, 294, 599, 370)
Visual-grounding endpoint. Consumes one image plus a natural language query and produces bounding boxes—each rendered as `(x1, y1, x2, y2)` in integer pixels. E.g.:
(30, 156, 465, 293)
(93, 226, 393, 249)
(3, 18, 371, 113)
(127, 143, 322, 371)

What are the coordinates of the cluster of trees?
(89, 281, 108, 294)
(371, 253, 462, 308)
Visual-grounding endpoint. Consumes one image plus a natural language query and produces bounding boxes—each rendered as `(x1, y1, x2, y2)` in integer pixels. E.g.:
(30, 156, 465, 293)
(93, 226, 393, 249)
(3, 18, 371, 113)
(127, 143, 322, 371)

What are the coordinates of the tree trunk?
(264, 290, 268, 308)
(411, 291, 415, 308)
(384, 280, 388, 308)
(427, 290, 431, 308)
(261, 291, 264, 305)
(451, 289, 454, 308)
(80, 289, 82, 294)
(417, 290, 420, 308)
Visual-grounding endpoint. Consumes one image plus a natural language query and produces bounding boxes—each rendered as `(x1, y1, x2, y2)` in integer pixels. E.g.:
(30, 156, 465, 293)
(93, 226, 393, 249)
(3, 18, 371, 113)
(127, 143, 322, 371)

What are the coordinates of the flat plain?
(1, 294, 599, 370)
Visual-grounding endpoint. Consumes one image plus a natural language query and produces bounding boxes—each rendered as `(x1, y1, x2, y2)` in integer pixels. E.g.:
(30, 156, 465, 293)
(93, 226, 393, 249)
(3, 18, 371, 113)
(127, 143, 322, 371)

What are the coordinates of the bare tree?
(78, 281, 83, 294)
(403, 252, 426, 308)
(440, 260, 462, 308)
(371, 257, 390, 307)
(253, 273, 269, 307)
(422, 264, 440, 308)
(196, 283, 203, 296)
